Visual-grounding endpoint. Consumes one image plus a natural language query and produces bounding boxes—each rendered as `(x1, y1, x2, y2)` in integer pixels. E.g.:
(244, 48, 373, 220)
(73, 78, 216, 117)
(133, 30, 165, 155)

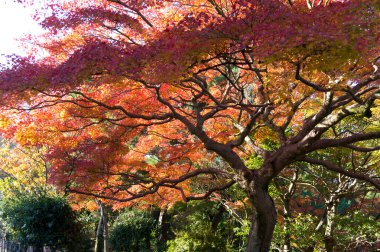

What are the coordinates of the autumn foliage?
(0, 0, 379, 250)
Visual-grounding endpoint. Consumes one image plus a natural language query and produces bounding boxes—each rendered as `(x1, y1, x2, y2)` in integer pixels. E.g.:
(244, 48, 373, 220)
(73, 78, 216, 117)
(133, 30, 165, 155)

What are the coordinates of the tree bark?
(157, 208, 166, 241)
(245, 211, 257, 252)
(95, 200, 110, 252)
(283, 213, 292, 252)
(324, 199, 337, 252)
(99, 202, 110, 252)
(246, 183, 277, 252)
(102, 213, 110, 252)
(94, 213, 103, 252)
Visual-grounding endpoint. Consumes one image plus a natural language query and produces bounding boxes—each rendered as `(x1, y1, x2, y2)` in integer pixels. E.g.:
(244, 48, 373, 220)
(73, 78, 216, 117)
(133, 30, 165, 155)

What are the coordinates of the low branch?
(298, 157, 380, 190)
(71, 91, 173, 121)
(344, 144, 380, 152)
(66, 168, 230, 202)
(185, 181, 236, 201)
(308, 132, 380, 152)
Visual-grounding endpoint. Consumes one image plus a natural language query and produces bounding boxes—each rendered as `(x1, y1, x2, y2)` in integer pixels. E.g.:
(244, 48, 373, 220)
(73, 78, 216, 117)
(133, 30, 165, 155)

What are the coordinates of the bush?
(0, 193, 88, 251)
(166, 222, 227, 252)
(110, 209, 158, 252)
(166, 201, 231, 252)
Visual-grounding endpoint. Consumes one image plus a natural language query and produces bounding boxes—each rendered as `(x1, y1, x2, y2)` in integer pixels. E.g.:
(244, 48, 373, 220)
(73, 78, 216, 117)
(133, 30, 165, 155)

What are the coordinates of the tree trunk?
(99, 202, 110, 252)
(324, 199, 337, 252)
(95, 200, 110, 252)
(282, 196, 292, 252)
(246, 184, 277, 252)
(157, 208, 166, 241)
(283, 218, 292, 252)
(102, 212, 110, 252)
(94, 215, 103, 252)
(245, 211, 257, 252)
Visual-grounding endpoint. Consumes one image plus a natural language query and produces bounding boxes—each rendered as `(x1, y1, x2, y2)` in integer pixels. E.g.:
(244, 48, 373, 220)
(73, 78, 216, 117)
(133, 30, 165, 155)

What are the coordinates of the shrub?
(0, 193, 88, 251)
(110, 209, 158, 252)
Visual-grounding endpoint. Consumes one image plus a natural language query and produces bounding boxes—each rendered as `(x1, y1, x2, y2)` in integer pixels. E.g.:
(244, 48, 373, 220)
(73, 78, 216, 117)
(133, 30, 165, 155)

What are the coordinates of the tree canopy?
(0, 0, 379, 250)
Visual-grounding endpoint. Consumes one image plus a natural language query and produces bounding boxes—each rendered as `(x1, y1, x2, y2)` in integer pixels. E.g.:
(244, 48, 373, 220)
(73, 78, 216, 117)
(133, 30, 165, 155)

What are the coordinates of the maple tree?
(0, 0, 379, 250)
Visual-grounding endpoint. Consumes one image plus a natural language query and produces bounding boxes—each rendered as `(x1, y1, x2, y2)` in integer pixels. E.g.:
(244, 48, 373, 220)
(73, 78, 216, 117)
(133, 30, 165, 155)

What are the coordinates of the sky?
(0, 1, 43, 65)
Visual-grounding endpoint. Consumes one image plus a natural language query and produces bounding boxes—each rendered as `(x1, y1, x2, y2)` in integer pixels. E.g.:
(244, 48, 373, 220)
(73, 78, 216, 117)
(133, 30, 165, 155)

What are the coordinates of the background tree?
(0, 0, 379, 250)
(0, 138, 50, 188)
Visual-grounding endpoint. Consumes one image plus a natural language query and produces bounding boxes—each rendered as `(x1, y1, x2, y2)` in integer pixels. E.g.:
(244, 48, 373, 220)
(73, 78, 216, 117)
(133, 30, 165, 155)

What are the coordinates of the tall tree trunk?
(99, 202, 110, 252)
(282, 210, 292, 252)
(245, 213, 257, 252)
(95, 200, 110, 252)
(102, 214, 110, 252)
(246, 184, 277, 252)
(324, 199, 337, 252)
(157, 208, 166, 241)
(281, 169, 298, 252)
(94, 214, 103, 252)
